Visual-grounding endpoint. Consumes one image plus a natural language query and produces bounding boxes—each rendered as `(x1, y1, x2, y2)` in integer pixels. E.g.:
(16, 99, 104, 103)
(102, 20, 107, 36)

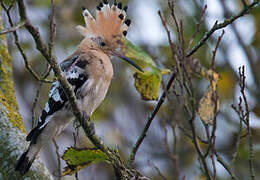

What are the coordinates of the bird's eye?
(100, 42, 106, 46)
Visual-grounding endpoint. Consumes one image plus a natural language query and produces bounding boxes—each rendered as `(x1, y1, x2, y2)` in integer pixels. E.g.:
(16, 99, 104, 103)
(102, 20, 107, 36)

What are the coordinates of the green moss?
(0, 8, 26, 133)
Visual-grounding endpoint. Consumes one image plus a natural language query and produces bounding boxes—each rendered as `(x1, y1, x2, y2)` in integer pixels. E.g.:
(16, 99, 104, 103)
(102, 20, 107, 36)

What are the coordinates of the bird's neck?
(77, 38, 94, 52)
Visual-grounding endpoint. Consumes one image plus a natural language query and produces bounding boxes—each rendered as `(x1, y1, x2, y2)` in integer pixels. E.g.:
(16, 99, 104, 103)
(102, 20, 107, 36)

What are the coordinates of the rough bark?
(0, 7, 53, 180)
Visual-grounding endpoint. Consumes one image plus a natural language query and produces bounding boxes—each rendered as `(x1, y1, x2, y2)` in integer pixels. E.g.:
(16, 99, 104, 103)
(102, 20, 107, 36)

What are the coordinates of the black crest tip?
(123, 6, 128, 12)
(124, 19, 131, 26)
(96, 6, 101, 11)
(117, 2, 122, 9)
(103, 0, 108, 5)
(81, 6, 86, 11)
(98, 2, 103, 8)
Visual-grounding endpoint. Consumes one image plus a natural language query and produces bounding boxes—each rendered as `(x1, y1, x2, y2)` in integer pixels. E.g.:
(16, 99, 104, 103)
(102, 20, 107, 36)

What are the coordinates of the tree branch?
(0, 6, 52, 178)
(127, 72, 177, 166)
(0, 1, 53, 83)
(215, 152, 238, 180)
(238, 66, 255, 180)
(186, 1, 259, 57)
(187, 5, 207, 50)
(219, 0, 260, 97)
(0, 20, 25, 35)
(211, 30, 225, 69)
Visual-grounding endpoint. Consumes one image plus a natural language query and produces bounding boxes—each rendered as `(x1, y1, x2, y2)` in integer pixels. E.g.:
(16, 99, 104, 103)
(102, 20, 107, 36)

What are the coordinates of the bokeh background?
(2, 0, 260, 179)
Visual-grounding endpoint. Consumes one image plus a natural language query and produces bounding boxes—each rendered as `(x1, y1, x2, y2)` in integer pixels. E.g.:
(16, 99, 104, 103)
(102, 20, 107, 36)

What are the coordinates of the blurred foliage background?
(2, 0, 260, 179)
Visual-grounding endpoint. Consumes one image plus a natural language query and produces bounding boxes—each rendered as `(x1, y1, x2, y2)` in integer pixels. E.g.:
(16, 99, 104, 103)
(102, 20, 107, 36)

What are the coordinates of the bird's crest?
(77, 0, 131, 42)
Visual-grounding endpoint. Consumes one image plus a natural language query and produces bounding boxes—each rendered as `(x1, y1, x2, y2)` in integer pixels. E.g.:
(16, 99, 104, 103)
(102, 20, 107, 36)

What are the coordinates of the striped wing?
(26, 54, 89, 144)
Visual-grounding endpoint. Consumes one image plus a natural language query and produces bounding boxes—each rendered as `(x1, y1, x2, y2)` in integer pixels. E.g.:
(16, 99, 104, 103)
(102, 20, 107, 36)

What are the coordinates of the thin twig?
(186, 1, 259, 57)
(189, 111, 212, 180)
(197, 135, 208, 144)
(52, 139, 62, 180)
(204, 30, 224, 158)
(188, 5, 207, 50)
(0, 1, 53, 83)
(178, 125, 192, 139)
(239, 66, 255, 180)
(158, 10, 176, 56)
(185, 58, 211, 179)
(179, 20, 185, 55)
(127, 72, 177, 166)
(156, 1, 258, 180)
(211, 30, 225, 69)
(220, 0, 260, 98)
(159, 3, 212, 178)
(211, 129, 217, 180)
(168, 0, 181, 43)
(231, 66, 255, 179)
(211, 152, 216, 179)
(0, 21, 25, 35)
(215, 152, 238, 180)
(148, 160, 167, 180)
(231, 100, 243, 164)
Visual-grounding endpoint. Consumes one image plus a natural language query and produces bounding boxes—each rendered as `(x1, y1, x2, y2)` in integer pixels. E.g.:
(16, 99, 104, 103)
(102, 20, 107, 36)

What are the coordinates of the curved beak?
(119, 55, 143, 72)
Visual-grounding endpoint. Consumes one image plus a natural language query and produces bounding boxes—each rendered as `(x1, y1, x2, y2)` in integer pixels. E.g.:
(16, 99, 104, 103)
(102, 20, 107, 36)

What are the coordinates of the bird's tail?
(15, 145, 41, 175)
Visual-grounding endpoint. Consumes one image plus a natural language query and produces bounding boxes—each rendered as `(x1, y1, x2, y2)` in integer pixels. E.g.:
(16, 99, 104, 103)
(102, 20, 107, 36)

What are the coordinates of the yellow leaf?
(134, 72, 161, 100)
(219, 71, 236, 99)
(198, 85, 219, 124)
(63, 163, 90, 176)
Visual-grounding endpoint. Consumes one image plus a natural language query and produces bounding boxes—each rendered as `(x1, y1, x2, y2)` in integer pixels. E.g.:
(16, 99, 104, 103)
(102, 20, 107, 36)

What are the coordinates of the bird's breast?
(77, 50, 113, 115)
(89, 50, 113, 82)
(77, 76, 111, 116)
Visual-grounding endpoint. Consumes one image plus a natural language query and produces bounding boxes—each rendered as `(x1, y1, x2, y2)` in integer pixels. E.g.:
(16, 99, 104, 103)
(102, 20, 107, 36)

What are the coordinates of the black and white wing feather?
(26, 54, 89, 144)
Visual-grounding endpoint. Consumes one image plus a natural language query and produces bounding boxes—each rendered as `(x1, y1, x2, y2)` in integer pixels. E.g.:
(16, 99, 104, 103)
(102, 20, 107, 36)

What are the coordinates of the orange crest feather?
(77, 1, 131, 41)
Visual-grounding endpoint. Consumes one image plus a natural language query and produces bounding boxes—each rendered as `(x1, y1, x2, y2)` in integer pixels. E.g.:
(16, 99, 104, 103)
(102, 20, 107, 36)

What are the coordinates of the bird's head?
(77, 0, 143, 72)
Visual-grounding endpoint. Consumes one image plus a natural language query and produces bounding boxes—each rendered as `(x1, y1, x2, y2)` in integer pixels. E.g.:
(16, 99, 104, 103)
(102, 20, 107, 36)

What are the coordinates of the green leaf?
(62, 147, 110, 176)
(122, 39, 170, 100)
(134, 71, 161, 100)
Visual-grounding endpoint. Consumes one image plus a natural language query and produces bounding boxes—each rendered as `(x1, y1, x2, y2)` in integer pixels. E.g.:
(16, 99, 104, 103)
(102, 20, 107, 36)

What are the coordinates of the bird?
(15, 0, 142, 175)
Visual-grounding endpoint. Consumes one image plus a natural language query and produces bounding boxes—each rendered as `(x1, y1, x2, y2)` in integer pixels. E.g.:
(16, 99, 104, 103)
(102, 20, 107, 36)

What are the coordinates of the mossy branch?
(0, 5, 52, 178)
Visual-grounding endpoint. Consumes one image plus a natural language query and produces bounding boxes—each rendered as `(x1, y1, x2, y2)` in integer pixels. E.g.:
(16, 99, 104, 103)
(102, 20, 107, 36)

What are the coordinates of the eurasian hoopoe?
(15, 0, 142, 175)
